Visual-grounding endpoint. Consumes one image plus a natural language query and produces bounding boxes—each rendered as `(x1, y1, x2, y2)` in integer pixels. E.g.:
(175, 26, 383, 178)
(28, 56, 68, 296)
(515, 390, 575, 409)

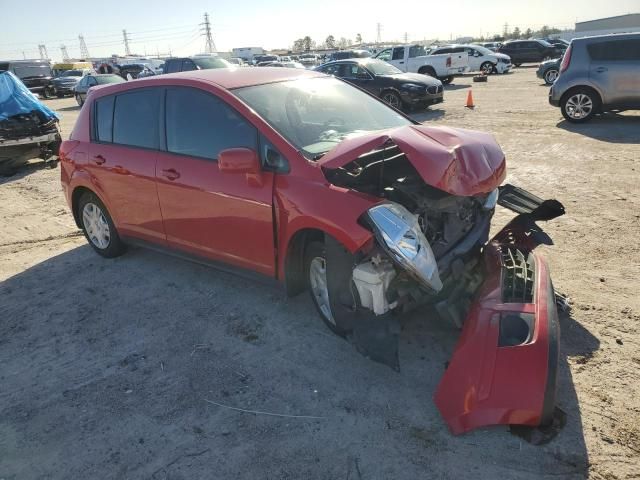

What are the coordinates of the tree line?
(292, 33, 363, 52)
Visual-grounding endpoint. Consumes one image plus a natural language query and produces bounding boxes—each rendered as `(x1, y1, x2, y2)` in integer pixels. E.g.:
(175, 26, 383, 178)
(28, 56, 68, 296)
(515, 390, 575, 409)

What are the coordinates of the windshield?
(538, 40, 553, 47)
(364, 59, 402, 75)
(472, 45, 494, 55)
(62, 70, 83, 77)
(234, 77, 411, 159)
(193, 57, 232, 69)
(96, 75, 125, 85)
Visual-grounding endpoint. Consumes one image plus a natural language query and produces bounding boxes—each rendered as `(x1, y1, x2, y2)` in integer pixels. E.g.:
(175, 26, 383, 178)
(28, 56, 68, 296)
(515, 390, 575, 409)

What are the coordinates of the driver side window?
(376, 49, 392, 61)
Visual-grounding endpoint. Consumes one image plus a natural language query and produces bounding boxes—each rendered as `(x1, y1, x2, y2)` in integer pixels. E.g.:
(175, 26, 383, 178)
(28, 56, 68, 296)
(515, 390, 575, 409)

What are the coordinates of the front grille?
(501, 247, 535, 303)
(427, 85, 444, 94)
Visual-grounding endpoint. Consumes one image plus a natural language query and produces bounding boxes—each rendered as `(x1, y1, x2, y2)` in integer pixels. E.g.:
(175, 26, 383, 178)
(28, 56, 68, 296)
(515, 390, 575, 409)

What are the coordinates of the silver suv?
(549, 33, 640, 123)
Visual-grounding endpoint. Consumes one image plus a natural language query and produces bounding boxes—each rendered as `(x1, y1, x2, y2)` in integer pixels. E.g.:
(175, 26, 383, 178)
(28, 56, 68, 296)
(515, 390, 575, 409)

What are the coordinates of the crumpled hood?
(495, 53, 511, 61)
(319, 125, 506, 196)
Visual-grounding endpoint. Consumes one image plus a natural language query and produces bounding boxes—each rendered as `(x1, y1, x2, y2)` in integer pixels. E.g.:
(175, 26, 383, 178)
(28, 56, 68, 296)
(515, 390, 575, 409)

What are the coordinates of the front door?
(89, 89, 166, 244)
(341, 63, 376, 95)
(155, 87, 276, 276)
(389, 46, 406, 70)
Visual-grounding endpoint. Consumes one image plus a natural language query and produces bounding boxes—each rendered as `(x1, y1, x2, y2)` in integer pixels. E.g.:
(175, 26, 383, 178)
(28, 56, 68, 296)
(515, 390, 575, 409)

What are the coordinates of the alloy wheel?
(382, 92, 400, 108)
(309, 256, 334, 325)
(545, 69, 559, 84)
(565, 93, 593, 120)
(82, 202, 111, 249)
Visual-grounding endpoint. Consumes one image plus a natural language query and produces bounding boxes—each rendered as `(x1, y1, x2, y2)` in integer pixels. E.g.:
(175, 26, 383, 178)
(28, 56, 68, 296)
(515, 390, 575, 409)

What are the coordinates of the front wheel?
(78, 192, 126, 258)
(381, 90, 403, 110)
(441, 76, 454, 84)
(514, 63, 522, 68)
(75, 93, 84, 107)
(304, 241, 348, 336)
(42, 86, 55, 99)
(544, 68, 559, 85)
(480, 61, 494, 75)
(561, 89, 598, 123)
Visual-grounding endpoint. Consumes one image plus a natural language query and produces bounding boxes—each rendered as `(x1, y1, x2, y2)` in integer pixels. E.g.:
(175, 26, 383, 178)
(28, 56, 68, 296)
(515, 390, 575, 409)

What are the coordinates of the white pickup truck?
(374, 44, 469, 84)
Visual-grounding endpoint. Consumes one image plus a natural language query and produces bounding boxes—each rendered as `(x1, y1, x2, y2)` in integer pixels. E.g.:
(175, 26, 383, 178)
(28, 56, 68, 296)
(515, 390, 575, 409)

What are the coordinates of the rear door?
(155, 86, 276, 276)
(448, 47, 469, 72)
(588, 38, 640, 106)
(89, 89, 166, 244)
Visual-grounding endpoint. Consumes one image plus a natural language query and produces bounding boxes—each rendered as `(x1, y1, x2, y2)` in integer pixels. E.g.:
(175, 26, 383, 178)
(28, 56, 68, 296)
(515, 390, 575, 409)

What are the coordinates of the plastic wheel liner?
(435, 197, 564, 435)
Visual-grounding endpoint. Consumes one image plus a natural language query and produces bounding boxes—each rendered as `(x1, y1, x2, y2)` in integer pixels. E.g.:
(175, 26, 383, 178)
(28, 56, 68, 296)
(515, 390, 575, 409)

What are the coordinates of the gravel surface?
(1, 68, 638, 479)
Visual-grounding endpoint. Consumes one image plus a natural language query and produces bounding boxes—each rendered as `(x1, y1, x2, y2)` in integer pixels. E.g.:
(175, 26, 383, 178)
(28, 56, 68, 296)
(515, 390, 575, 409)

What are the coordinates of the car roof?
(90, 67, 325, 93)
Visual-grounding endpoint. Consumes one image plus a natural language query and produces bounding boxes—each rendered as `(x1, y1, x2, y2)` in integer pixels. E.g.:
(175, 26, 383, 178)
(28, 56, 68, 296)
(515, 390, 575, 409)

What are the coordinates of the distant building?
(560, 13, 640, 40)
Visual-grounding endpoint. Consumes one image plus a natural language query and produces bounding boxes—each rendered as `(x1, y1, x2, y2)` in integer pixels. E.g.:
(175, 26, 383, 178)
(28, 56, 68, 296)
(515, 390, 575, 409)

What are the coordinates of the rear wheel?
(381, 90, 403, 110)
(561, 88, 599, 123)
(418, 66, 437, 78)
(514, 63, 522, 68)
(440, 75, 454, 84)
(78, 192, 126, 258)
(544, 68, 559, 85)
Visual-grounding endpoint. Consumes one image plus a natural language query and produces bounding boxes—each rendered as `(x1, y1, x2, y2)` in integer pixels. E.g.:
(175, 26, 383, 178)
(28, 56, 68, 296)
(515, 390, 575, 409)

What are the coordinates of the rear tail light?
(446, 56, 451, 67)
(559, 45, 572, 73)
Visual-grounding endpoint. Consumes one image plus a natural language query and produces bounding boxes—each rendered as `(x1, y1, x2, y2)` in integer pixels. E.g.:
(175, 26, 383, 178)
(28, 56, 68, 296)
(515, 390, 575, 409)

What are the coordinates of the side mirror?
(218, 147, 260, 175)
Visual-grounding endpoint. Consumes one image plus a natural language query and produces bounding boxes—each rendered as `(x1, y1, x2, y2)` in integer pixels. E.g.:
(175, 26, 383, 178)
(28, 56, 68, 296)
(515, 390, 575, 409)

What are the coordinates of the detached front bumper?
(434, 214, 560, 434)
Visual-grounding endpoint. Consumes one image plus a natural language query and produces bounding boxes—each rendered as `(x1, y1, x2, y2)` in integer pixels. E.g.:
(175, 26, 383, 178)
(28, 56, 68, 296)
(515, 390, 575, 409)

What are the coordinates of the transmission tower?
(38, 44, 49, 60)
(376, 23, 382, 43)
(200, 12, 216, 53)
(60, 45, 70, 61)
(403, 32, 408, 43)
(79, 35, 90, 58)
(122, 29, 132, 56)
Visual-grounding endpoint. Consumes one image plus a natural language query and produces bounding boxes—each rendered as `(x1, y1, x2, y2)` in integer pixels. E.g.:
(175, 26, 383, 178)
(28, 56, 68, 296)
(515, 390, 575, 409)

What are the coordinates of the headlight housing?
(366, 203, 443, 292)
(400, 83, 424, 92)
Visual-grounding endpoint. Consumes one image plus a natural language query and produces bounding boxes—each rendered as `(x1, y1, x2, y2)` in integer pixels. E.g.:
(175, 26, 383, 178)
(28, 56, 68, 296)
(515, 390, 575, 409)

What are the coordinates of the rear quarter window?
(588, 40, 640, 61)
(112, 89, 161, 149)
(94, 96, 115, 142)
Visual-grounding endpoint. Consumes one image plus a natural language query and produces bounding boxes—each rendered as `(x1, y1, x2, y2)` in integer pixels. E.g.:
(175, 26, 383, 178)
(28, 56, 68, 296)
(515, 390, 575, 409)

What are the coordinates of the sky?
(1, 0, 638, 61)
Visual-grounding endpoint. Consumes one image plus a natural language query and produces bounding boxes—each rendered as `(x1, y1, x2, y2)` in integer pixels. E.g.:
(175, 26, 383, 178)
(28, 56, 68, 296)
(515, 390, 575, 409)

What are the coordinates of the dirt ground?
(1, 68, 639, 480)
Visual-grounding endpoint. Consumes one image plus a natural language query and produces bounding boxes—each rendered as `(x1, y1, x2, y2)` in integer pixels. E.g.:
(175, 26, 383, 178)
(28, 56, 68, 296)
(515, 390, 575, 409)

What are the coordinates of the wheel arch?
(560, 85, 603, 112)
(418, 65, 437, 76)
(71, 185, 108, 229)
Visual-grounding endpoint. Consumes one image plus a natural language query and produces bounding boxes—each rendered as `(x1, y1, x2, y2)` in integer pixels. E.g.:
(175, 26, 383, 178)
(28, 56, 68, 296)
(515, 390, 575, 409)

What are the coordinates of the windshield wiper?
(311, 152, 327, 161)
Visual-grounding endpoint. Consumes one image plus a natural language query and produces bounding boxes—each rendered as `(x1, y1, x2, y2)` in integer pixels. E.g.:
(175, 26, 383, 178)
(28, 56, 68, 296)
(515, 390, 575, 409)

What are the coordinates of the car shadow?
(57, 105, 80, 112)
(443, 84, 469, 91)
(0, 159, 58, 183)
(410, 108, 445, 123)
(556, 114, 640, 144)
(0, 242, 599, 478)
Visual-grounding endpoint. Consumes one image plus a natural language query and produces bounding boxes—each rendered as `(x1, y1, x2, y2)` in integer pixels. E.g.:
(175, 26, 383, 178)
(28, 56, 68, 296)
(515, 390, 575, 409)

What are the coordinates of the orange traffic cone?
(465, 89, 475, 109)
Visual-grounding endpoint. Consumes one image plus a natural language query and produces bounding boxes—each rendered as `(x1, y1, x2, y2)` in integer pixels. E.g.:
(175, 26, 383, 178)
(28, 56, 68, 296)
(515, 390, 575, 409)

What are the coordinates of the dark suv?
(498, 40, 561, 66)
(162, 56, 231, 74)
(549, 33, 640, 122)
(0, 60, 55, 98)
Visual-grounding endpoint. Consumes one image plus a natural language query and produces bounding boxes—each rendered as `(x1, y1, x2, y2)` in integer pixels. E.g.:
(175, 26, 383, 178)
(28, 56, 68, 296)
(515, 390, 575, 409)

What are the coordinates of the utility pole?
(376, 22, 382, 43)
(403, 32, 408, 43)
(79, 35, 90, 59)
(60, 45, 70, 61)
(38, 44, 49, 60)
(122, 29, 131, 56)
(503, 22, 509, 37)
(201, 12, 216, 53)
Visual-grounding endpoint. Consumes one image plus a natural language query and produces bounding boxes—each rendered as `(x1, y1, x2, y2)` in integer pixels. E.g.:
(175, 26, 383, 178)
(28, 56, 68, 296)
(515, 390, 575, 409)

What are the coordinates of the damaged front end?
(319, 125, 565, 435)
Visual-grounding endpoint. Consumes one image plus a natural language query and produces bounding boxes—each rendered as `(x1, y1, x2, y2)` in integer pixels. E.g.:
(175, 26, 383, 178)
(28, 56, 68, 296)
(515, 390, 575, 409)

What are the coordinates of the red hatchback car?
(60, 68, 565, 436)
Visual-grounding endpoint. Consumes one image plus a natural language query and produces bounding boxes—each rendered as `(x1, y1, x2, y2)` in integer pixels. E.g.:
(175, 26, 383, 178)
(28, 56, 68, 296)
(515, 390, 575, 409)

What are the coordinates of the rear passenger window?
(165, 60, 180, 73)
(165, 88, 257, 160)
(588, 40, 640, 61)
(94, 96, 114, 142)
(113, 89, 160, 149)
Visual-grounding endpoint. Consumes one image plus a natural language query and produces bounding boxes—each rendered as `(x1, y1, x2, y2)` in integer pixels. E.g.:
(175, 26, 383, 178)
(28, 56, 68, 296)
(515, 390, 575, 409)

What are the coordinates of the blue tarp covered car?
(0, 71, 61, 175)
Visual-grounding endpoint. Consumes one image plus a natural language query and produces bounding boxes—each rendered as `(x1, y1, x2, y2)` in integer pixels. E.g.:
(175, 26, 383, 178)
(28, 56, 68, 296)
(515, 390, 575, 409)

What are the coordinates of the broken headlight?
(366, 203, 443, 292)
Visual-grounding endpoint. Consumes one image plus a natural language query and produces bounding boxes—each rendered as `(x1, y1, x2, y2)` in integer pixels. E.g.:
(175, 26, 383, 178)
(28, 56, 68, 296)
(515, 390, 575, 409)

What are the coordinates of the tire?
(514, 63, 522, 68)
(304, 241, 347, 336)
(42, 86, 55, 99)
(561, 88, 600, 123)
(480, 61, 494, 75)
(418, 66, 437, 78)
(78, 192, 126, 258)
(76, 94, 84, 107)
(56, 93, 64, 98)
(380, 90, 403, 111)
(544, 68, 559, 85)
(441, 76, 454, 84)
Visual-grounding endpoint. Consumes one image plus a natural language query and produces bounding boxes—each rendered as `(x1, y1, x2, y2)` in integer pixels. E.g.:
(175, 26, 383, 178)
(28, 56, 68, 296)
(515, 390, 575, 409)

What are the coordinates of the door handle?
(161, 168, 180, 180)
(399, 61, 404, 64)
(93, 154, 106, 165)
(595, 67, 608, 73)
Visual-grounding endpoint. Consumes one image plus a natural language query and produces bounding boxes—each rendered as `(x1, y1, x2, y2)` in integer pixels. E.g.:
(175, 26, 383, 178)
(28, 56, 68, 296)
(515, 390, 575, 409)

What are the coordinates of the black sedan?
(315, 58, 443, 111)
(73, 74, 124, 106)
